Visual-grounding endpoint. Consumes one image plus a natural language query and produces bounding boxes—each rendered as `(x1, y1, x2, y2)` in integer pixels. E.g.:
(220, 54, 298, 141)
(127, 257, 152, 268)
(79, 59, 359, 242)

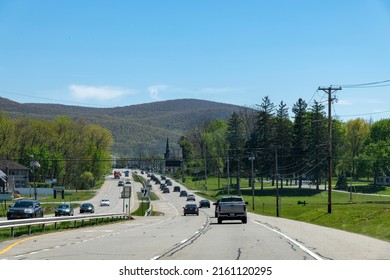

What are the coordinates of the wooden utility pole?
(318, 86, 342, 214)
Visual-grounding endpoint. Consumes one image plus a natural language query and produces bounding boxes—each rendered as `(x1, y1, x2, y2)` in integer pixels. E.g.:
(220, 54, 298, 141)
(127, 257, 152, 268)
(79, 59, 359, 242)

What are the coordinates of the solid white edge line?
(251, 220, 323, 260)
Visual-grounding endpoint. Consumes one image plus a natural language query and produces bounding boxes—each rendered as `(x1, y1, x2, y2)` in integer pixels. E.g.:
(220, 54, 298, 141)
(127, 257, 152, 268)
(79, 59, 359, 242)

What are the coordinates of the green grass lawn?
(182, 176, 390, 242)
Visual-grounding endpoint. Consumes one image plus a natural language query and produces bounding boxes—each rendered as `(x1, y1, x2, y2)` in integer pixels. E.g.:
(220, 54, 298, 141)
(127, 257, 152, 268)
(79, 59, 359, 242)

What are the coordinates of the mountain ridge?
(0, 97, 245, 156)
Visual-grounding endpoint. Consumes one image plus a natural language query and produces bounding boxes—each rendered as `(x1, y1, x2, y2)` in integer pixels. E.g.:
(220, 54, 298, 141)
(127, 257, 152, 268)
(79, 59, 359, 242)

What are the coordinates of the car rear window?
(220, 197, 243, 202)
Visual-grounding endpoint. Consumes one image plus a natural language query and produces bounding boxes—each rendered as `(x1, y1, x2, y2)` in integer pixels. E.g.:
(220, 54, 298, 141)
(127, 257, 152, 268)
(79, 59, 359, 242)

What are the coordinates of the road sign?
(0, 193, 13, 201)
(141, 188, 150, 197)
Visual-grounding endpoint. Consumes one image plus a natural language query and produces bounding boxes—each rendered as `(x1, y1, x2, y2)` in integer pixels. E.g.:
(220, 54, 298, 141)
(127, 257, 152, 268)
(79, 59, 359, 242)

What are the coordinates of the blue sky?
(1, 0, 390, 121)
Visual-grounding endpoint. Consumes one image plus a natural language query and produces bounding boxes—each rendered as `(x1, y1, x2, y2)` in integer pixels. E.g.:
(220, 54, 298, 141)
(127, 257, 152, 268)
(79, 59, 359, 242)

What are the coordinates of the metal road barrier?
(0, 213, 130, 238)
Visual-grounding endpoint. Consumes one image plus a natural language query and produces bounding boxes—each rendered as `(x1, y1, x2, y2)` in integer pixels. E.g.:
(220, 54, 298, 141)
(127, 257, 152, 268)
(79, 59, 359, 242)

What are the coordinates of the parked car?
(7, 199, 44, 220)
(100, 198, 110, 206)
(179, 190, 188, 197)
(173, 186, 181, 192)
(199, 199, 210, 208)
(186, 194, 196, 201)
(80, 203, 95, 213)
(183, 203, 199, 216)
(55, 203, 74, 216)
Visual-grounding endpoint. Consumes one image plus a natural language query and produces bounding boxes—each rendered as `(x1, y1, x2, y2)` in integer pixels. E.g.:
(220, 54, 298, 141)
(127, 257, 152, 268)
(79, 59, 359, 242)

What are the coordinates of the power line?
(337, 109, 390, 118)
(0, 89, 107, 108)
(337, 79, 390, 88)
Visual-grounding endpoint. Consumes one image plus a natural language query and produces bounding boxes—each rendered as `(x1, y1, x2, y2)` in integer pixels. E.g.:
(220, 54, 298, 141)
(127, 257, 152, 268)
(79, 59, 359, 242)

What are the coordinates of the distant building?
(164, 138, 182, 172)
(0, 159, 30, 192)
(164, 138, 171, 160)
(376, 176, 390, 186)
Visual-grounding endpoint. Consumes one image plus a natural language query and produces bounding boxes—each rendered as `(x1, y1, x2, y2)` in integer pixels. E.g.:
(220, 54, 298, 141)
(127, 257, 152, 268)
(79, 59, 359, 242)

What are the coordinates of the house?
(376, 176, 390, 186)
(0, 159, 30, 192)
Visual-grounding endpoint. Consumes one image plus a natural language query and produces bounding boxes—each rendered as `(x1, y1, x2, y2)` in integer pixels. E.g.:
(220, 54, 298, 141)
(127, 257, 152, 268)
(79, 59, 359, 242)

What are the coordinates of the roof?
(0, 159, 29, 171)
(0, 170, 6, 182)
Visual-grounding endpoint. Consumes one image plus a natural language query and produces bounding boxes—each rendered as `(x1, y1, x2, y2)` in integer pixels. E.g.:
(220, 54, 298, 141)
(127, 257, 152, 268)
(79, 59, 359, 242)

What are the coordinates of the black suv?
(7, 199, 44, 220)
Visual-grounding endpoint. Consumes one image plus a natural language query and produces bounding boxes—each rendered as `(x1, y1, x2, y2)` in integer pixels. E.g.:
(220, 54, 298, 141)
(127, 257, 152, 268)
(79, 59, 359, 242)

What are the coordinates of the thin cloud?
(148, 85, 170, 101)
(69, 85, 133, 100)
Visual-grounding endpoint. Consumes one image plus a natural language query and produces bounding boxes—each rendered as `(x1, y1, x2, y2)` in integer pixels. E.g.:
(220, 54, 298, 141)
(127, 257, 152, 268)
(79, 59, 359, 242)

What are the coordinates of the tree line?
(178, 96, 390, 191)
(0, 113, 113, 189)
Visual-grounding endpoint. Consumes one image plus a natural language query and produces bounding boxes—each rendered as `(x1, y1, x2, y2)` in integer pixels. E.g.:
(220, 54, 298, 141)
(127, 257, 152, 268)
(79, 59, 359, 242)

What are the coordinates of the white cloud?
(69, 84, 132, 100)
(147, 85, 170, 101)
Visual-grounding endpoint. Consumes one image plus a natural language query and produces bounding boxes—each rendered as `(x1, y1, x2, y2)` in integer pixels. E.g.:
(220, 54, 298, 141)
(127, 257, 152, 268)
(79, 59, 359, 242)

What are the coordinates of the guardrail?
(0, 213, 130, 238)
(133, 173, 152, 216)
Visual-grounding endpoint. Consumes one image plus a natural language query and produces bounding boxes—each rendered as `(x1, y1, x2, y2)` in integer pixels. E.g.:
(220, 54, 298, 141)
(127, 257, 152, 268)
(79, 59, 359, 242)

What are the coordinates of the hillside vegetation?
(0, 97, 244, 156)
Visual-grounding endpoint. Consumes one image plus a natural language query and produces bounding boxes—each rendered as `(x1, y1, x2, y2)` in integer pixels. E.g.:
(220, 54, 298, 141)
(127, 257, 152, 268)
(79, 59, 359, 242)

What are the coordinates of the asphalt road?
(1, 172, 390, 260)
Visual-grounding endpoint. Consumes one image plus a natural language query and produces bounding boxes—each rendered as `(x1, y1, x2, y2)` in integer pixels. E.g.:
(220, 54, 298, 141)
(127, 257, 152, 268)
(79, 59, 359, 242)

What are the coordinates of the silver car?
(100, 198, 110, 206)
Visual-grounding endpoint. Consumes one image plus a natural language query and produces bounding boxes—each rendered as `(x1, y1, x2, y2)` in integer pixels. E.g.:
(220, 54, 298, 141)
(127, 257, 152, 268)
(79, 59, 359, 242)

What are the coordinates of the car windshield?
(57, 204, 69, 209)
(14, 201, 34, 208)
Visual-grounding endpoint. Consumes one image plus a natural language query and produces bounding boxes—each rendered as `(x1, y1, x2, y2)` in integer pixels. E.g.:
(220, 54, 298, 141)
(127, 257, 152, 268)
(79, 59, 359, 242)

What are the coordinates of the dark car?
(173, 186, 181, 192)
(183, 203, 199, 216)
(186, 194, 196, 201)
(199, 199, 210, 208)
(80, 203, 95, 213)
(162, 187, 170, 193)
(179, 190, 188, 197)
(7, 199, 44, 220)
(55, 203, 74, 216)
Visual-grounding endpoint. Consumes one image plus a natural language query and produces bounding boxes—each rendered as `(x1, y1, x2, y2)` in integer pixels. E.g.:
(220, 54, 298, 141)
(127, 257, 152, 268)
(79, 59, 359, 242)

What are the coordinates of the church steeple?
(164, 138, 171, 159)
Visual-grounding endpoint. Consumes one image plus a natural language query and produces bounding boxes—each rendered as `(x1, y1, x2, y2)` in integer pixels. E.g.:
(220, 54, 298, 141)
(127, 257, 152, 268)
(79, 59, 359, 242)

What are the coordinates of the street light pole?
(275, 148, 279, 217)
(30, 155, 40, 200)
(249, 155, 255, 210)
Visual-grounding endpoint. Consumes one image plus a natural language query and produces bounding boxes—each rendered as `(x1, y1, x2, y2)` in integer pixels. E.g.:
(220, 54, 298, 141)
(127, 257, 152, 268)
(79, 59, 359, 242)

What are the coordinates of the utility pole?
(318, 86, 342, 214)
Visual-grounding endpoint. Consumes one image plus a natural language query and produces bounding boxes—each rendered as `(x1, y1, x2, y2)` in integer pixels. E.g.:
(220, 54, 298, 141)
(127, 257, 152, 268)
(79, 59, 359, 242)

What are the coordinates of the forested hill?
(0, 97, 244, 156)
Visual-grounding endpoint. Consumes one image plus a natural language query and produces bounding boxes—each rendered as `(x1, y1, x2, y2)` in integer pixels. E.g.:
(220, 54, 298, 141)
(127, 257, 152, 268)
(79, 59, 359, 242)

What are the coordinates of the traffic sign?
(0, 193, 13, 201)
(141, 188, 150, 197)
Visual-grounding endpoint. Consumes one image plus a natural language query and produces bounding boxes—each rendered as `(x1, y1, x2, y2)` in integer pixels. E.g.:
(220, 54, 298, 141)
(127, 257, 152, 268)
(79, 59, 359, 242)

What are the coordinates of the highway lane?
(1, 173, 390, 260)
(0, 174, 317, 260)
(0, 172, 138, 221)
(83, 173, 139, 215)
